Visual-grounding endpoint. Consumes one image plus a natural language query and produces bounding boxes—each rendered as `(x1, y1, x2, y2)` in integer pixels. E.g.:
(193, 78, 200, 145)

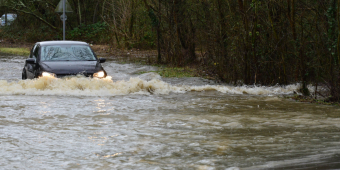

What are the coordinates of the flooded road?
(1, 54, 340, 169)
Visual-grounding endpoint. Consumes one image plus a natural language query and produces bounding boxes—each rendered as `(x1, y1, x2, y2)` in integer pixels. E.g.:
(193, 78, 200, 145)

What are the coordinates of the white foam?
(0, 77, 299, 97)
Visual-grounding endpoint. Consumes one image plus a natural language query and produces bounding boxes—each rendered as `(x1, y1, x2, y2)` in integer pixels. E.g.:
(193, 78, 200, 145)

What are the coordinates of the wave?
(0, 76, 300, 96)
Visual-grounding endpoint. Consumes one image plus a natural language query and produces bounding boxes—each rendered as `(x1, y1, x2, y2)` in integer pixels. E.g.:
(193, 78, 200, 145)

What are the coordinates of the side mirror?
(99, 58, 106, 63)
(26, 58, 36, 64)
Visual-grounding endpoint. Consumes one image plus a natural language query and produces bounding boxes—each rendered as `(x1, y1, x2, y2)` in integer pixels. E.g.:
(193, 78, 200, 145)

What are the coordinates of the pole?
(63, 0, 66, 40)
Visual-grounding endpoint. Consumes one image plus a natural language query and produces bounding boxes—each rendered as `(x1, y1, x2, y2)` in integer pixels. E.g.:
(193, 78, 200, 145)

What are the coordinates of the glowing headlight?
(42, 72, 56, 78)
(93, 71, 105, 78)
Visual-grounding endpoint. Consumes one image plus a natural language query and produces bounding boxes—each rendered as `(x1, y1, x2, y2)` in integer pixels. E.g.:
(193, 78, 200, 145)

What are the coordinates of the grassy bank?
(0, 48, 30, 56)
(111, 52, 218, 80)
(289, 95, 340, 106)
(138, 67, 198, 78)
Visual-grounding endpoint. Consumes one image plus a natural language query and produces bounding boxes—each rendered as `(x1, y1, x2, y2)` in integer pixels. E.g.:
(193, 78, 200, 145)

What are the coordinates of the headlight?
(41, 72, 56, 78)
(93, 71, 105, 78)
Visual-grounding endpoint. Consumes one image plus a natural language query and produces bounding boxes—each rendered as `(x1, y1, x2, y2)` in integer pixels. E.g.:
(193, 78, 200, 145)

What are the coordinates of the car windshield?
(41, 45, 96, 61)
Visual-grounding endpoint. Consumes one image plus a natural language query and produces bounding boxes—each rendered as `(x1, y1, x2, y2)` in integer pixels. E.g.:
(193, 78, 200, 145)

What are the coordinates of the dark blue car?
(22, 41, 107, 79)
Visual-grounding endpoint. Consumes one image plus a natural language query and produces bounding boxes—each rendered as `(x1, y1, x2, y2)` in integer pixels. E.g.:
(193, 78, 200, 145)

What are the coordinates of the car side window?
(33, 45, 40, 59)
(30, 45, 37, 58)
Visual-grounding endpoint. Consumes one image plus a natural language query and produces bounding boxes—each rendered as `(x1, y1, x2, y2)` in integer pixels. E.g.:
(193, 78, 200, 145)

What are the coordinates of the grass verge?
(287, 95, 340, 106)
(138, 67, 197, 78)
(0, 48, 30, 56)
(111, 52, 219, 80)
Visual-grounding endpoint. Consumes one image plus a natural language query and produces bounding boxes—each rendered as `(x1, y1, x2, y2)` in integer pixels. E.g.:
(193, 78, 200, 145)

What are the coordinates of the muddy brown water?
(0, 54, 340, 169)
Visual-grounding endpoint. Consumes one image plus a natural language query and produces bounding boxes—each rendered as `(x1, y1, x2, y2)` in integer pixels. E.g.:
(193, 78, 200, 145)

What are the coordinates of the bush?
(0, 22, 56, 42)
(68, 22, 110, 43)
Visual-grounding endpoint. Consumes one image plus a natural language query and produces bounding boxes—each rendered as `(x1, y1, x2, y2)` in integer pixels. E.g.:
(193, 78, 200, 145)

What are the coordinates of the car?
(1, 13, 17, 26)
(22, 41, 107, 79)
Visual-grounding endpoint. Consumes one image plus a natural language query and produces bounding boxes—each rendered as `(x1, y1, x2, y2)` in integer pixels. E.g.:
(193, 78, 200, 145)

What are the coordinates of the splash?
(0, 76, 300, 96)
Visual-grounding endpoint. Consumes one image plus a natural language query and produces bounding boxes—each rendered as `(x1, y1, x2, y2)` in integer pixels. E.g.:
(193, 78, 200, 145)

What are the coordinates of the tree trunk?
(78, 0, 81, 25)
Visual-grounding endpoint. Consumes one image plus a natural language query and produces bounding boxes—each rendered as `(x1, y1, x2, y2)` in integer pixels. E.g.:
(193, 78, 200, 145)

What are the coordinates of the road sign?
(55, 0, 73, 13)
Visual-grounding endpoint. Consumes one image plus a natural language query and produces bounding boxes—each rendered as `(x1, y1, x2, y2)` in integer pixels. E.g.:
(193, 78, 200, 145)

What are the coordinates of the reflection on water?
(0, 55, 340, 169)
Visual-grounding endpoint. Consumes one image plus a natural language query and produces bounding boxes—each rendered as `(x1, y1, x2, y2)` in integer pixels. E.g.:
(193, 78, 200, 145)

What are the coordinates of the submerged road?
(0, 54, 340, 169)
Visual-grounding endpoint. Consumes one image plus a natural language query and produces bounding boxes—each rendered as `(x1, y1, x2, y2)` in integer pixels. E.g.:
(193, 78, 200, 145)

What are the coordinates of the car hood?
(39, 61, 103, 75)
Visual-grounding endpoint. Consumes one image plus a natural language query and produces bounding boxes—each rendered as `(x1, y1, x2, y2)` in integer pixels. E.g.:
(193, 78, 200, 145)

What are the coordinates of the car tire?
(22, 68, 27, 80)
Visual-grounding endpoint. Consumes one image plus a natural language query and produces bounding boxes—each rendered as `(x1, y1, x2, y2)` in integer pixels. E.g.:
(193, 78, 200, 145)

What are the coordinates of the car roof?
(1, 13, 16, 17)
(37, 41, 89, 46)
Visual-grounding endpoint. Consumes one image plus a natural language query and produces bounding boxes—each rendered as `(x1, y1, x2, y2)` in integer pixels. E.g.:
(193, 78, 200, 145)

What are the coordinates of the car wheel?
(22, 68, 27, 80)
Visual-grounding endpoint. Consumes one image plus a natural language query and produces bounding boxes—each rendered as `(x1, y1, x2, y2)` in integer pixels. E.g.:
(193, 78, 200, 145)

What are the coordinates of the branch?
(9, 6, 57, 30)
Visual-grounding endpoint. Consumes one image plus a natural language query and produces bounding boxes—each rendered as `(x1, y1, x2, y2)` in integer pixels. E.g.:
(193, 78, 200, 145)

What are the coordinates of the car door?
(26, 45, 39, 79)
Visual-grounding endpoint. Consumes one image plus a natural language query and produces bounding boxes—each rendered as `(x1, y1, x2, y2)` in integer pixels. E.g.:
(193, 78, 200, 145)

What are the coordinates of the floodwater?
(1, 54, 340, 170)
